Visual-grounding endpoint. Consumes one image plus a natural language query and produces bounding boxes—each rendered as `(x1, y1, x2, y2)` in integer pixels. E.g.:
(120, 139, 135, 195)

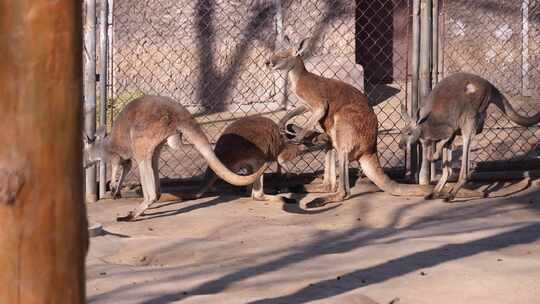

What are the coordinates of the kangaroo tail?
(359, 153, 488, 199)
(180, 121, 268, 186)
(359, 153, 433, 196)
(491, 86, 540, 127)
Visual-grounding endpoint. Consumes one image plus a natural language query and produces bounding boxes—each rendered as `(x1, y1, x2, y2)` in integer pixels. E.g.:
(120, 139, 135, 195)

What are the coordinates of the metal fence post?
(84, 0, 97, 202)
(430, 0, 439, 182)
(410, 0, 421, 182)
(274, 0, 288, 110)
(418, 0, 432, 185)
(521, 0, 530, 97)
(98, 0, 109, 199)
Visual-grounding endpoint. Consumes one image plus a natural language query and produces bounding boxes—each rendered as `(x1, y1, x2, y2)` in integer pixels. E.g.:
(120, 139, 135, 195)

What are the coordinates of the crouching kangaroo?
(83, 95, 268, 221)
(400, 72, 540, 201)
(191, 115, 327, 202)
(266, 36, 463, 208)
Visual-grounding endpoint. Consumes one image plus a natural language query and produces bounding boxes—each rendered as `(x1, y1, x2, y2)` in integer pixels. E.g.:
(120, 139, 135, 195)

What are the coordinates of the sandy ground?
(87, 178, 540, 304)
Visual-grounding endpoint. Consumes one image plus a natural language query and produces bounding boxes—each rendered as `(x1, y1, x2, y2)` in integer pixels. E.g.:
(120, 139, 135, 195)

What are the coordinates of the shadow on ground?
(87, 183, 540, 303)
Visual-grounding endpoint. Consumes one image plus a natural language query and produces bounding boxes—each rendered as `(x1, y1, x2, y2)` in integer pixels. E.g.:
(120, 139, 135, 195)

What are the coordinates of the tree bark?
(0, 1, 88, 303)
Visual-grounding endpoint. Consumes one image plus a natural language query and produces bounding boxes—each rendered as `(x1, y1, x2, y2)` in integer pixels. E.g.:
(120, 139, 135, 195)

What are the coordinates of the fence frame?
(83, 0, 540, 200)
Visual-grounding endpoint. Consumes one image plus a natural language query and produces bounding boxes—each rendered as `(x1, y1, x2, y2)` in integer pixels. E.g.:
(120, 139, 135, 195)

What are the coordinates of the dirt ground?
(86, 178, 540, 304)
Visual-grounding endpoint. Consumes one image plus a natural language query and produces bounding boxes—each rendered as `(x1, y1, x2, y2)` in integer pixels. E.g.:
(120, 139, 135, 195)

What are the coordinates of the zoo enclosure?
(84, 0, 540, 200)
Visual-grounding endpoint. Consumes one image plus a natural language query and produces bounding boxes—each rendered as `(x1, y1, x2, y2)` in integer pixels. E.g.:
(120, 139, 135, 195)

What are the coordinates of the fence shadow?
(108, 187, 540, 304)
(246, 222, 540, 304)
(194, 0, 276, 113)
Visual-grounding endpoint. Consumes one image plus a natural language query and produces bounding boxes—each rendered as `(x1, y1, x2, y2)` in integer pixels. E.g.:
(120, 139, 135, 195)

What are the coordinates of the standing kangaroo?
(191, 115, 328, 202)
(83, 95, 268, 221)
(266, 36, 445, 207)
(400, 72, 540, 201)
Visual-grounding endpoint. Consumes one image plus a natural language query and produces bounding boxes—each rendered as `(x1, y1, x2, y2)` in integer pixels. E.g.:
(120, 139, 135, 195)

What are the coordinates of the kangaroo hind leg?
(306, 150, 349, 208)
(251, 172, 288, 203)
(118, 154, 160, 221)
(444, 121, 476, 202)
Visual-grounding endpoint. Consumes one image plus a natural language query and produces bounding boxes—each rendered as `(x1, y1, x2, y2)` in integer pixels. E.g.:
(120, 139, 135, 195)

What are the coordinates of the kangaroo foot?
(306, 192, 347, 209)
(442, 192, 456, 203)
(116, 211, 137, 222)
(424, 191, 442, 200)
(301, 182, 335, 193)
(117, 200, 155, 222)
(111, 187, 122, 199)
(252, 193, 296, 204)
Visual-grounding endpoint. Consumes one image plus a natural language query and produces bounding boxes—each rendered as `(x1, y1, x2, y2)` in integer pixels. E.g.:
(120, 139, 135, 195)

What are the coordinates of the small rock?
(420, 271, 427, 276)
(100, 272, 107, 276)
(148, 227, 154, 231)
(497, 258, 503, 262)
(336, 276, 341, 280)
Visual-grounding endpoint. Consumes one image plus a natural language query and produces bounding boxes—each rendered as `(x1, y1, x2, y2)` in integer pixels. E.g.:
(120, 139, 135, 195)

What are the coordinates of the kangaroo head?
(265, 35, 309, 72)
(82, 127, 108, 168)
(399, 104, 422, 149)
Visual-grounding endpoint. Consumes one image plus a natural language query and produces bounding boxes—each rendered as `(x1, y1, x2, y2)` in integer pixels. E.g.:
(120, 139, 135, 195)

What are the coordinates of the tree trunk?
(0, 1, 88, 303)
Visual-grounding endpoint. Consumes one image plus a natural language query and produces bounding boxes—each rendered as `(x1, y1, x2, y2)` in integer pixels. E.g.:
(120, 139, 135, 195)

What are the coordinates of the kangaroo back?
(214, 116, 284, 166)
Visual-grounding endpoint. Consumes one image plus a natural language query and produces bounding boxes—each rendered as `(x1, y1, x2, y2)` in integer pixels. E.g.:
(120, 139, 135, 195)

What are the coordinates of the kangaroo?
(83, 95, 268, 221)
(191, 115, 328, 202)
(399, 72, 540, 201)
(265, 36, 466, 208)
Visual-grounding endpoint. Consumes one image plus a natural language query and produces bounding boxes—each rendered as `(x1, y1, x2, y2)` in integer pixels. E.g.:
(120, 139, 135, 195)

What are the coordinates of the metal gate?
(84, 0, 539, 199)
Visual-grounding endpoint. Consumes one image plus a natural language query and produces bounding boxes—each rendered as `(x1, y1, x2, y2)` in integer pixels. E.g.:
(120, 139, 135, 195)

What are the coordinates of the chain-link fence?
(441, 0, 540, 169)
(109, 0, 412, 184)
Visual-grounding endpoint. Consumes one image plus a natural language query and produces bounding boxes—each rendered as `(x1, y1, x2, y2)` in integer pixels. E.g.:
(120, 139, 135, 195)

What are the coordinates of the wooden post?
(99, 0, 109, 199)
(410, 0, 421, 182)
(84, 0, 98, 202)
(418, 0, 432, 185)
(0, 1, 88, 303)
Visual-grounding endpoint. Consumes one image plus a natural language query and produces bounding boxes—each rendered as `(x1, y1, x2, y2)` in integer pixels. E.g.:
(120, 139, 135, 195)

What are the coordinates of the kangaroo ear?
(95, 126, 107, 139)
(283, 35, 291, 46)
(400, 103, 413, 125)
(416, 102, 432, 125)
(295, 37, 309, 56)
(82, 132, 92, 145)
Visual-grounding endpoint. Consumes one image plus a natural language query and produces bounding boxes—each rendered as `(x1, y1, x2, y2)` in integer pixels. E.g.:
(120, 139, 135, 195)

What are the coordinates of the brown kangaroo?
(400, 72, 540, 201)
(83, 95, 268, 221)
(266, 37, 479, 208)
(192, 115, 328, 202)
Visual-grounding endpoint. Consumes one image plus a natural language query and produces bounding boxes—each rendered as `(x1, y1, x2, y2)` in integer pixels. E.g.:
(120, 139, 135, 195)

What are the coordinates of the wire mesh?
(109, 0, 412, 184)
(442, 0, 540, 167)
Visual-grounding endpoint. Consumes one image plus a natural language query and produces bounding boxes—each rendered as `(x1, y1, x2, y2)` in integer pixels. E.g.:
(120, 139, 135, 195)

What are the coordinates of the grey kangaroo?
(192, 115, 328, 202)
(400, 72, 540, 201)
(265, 36, 476, 208)
(83, 95, 268, 221)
